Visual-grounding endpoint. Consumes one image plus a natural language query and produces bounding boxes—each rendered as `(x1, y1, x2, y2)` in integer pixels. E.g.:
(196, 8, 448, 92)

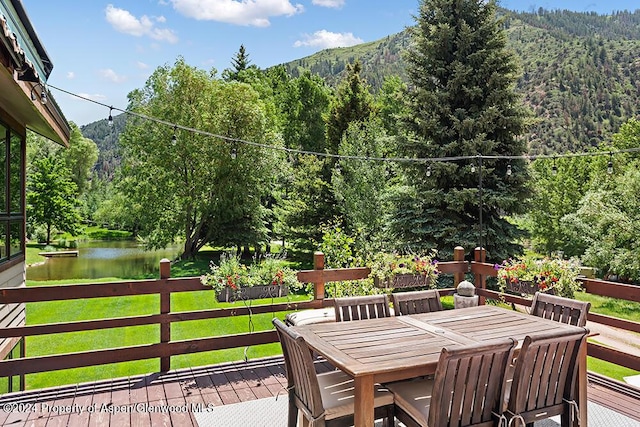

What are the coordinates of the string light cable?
(48, 84, 640, 166)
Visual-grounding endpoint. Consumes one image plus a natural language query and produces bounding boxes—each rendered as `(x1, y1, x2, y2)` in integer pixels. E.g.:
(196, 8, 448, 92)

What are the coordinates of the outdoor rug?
(194, 395, 288, 427)
(194, 397, 640, 427)
(532, 401, 640, 427)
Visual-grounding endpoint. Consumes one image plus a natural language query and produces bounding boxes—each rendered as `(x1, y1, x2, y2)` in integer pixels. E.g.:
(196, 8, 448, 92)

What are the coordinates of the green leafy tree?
(527, 155, 592, 257)
(562, 167, 640, 282)
(376, 75, 408, 136)
(282, 71, 330, 152)
(119, 58, 281, 259)
(62, 123, 99, 195)
(333, 119, 392, 252)
(27, 156, 82, 244)
(391, 0, 531, 260)
(276, 154, 335, 254)
(270, 71, 332, 253)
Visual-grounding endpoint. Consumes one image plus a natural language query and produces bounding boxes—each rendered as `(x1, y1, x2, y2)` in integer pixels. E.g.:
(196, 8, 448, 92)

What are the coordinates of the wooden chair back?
(428, 338, 517, 427)
(391, 289, 443, 315)
(530, 292, 591, 326)
(333, 294, 391, 322)
(272, 318, 325, 426)
(507, 327, 589, 424)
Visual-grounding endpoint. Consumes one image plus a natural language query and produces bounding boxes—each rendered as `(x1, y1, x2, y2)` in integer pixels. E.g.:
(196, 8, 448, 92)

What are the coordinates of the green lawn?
(24, 287, 310, 390)
(575, 291, 640, 322)
(17, 274, 640, 389)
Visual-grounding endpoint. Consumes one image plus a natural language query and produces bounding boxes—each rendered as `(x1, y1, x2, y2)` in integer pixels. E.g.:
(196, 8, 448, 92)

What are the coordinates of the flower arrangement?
(495, 256, 582, 298)
(201, 252, 301, 298)
(369, 251, 439, 289)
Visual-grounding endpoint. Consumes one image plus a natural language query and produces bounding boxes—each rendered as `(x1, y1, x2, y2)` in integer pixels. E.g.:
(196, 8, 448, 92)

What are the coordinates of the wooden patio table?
(292, 304, 587, 427)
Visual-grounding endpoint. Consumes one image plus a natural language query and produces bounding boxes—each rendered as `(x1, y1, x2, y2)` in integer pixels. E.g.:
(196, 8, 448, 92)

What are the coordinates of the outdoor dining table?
(292, 304, 588, 427)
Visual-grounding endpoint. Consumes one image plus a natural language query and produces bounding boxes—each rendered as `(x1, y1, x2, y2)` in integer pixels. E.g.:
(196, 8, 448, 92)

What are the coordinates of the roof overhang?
(0, 1, 69, 145)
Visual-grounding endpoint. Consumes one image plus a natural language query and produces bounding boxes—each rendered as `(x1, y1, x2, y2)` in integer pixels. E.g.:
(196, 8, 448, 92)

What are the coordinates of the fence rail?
(0, 246, 638, 386)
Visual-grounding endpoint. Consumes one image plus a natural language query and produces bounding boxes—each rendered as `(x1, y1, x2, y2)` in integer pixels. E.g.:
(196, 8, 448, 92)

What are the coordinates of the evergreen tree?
(232, 44, 250, 72)
(325, 60, 376, 155)
(391, 0, 531, 261)
(224, 44, 255, 81)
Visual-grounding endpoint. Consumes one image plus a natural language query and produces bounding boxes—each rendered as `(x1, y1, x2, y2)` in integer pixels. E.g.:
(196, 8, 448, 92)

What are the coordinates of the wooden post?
(313, 252, 325, 302)
(474, 247, 486, 305)
(19, 338, 25, 391)
(453, 246, 465, 286)
(159, 259, 171, 372)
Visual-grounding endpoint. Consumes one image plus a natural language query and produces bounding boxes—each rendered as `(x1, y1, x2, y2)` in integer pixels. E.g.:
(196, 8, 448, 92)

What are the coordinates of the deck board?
(0, 356, 636, 426)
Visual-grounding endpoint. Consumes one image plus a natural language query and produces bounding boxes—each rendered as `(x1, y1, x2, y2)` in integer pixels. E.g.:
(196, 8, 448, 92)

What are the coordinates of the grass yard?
(18, 273, 640, 389)
(24, 277, 310, 390)
(575, 291, 640, 322)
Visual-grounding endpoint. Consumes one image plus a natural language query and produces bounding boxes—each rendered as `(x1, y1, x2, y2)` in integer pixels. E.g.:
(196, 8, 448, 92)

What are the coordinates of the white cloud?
(105, 4, 178, 43)
(170, 0, 304, 27)
(136, 61, 149, 70)
(66, 71, 75, 80)
(76, 93, 108, 102)
(100, 68, 127, 83)
(312, 0, 345, 8)
(294, 30, 363, 49)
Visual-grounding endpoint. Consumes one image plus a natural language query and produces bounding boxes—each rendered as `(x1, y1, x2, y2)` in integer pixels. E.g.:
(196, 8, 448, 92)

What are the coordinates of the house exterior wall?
(0, 262, 24, 360)
(0, 0, 70, 369)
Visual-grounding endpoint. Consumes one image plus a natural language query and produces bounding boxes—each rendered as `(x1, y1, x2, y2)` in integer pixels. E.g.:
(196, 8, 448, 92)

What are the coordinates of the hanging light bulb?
(171, 126, 177, 144)
(506, 163, 512, 176)
(607, 152, 613, 174)
(552, 157, 557, 175)
(108, 107, 114, 127)
(230, 146, 238, 160)
(40, 85, 47, 104)
(30, 83, 48, 104)
(426, 164, 432, 177)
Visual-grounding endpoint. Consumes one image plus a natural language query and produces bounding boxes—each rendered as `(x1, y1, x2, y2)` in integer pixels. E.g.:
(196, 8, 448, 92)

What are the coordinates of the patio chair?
(272, 318, 394, 427)
(530, 292, 591, 327)
(504, 327, 589, 427)
(386, 337, 517, 427)
(391, 289, 443, 315)
(333, 294, 391, 322)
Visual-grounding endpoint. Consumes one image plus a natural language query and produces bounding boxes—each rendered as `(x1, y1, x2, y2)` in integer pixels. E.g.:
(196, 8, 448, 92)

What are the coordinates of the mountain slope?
(278, 9, 640, 154)
(81, 8, 640, 170)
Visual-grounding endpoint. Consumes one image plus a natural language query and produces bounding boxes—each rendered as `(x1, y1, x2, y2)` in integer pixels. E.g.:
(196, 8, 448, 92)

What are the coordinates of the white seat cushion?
(386, 378, 434, 426)
(285, 308, 335, 326)
(317, 370, 394, 420)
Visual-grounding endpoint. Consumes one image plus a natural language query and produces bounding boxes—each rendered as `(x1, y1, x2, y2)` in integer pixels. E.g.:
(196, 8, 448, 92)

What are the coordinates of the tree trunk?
(46, 223, 51, 245)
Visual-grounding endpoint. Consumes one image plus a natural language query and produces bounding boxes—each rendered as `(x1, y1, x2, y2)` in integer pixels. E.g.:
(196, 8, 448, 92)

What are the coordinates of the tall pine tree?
(391, 0, 531, 261)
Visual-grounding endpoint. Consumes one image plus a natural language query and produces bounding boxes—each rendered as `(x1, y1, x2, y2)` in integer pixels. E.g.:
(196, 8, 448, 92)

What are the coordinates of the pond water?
(27, 241, 182, 281)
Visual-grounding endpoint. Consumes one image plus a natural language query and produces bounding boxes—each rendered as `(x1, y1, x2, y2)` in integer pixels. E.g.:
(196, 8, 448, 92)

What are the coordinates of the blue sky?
(20, 0, 640, 126)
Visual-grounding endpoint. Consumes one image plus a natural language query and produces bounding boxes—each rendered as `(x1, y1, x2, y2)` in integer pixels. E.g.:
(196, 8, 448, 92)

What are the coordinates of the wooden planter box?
(216, 284, 288, 302)
(506, 280, 554, 296)
(374, 274, 431, 289)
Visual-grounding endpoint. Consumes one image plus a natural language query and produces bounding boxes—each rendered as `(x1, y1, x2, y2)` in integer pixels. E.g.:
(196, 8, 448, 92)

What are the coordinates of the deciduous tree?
(27, 156, 82, 244)
(119, 58, 281, 259)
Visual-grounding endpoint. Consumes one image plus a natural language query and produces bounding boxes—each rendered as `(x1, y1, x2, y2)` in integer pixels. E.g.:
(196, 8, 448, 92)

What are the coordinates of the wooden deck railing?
(0, 246, 638, 390)
(470, 247, 640, 372)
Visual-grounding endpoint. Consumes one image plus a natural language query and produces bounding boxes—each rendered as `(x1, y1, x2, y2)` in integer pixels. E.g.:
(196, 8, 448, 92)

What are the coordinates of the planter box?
(374, 274, 431, 289)
(216, 284, 288, 303)
(507, 280, 554, 296)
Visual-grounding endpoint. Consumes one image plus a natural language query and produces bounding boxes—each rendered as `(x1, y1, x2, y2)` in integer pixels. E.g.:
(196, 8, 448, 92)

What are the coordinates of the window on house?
(0, 121, 25, 263)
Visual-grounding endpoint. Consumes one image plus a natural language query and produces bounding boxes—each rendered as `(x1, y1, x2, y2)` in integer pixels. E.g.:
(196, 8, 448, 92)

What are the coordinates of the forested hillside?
(281, 9, 640, 154)
(81, 8, 640, 168)
(80, 113, 125, 179)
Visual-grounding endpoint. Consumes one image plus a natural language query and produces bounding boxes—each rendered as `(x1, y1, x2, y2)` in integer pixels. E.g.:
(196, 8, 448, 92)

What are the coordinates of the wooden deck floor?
(0, 356, 637, 426)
